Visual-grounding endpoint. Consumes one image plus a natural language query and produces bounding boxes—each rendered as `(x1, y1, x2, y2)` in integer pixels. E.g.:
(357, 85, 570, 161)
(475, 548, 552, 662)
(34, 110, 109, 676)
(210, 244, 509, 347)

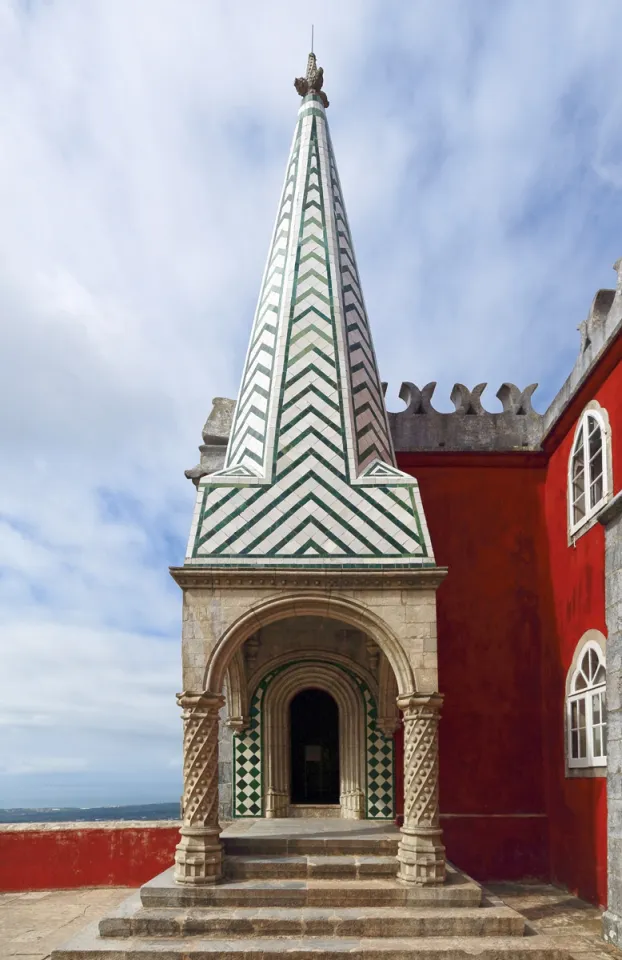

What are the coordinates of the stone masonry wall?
(601, 493, 622, 945)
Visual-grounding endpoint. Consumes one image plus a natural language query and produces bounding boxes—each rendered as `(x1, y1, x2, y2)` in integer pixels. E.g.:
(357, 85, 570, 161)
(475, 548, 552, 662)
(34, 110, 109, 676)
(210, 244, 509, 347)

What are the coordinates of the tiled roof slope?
(185, 64, 435, 568)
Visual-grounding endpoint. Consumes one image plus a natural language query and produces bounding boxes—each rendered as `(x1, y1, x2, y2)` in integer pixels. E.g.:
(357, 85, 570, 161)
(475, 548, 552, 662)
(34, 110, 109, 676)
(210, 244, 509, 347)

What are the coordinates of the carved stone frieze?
(170, 566, 447, 592)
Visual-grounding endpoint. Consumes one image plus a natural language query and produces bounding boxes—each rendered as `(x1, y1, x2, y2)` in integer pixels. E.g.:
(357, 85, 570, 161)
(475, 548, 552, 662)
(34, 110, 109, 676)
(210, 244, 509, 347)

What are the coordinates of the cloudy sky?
(1, 0, 621, 808)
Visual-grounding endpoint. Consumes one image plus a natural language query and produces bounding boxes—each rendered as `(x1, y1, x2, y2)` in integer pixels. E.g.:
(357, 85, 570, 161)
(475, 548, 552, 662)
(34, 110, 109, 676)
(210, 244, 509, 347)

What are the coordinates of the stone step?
(51, 928, 569, 959)
(141, 867, 483, 910)
(99, 893, 525, 939)
(223, 854, 398, 880)
(223, 833, 399, 858)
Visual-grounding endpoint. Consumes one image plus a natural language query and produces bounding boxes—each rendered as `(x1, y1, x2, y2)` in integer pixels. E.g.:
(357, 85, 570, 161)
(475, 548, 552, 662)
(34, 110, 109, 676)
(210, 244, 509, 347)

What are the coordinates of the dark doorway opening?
(290, 689, 340, 804)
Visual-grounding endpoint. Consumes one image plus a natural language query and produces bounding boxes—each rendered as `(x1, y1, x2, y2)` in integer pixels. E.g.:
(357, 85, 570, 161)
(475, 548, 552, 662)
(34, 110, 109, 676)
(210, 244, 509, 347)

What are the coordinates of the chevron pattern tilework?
(185, 94, 435, 568)
(327, 132, 394, 473)
(232, 659, 394, 820)
(225, 128, 302, 475)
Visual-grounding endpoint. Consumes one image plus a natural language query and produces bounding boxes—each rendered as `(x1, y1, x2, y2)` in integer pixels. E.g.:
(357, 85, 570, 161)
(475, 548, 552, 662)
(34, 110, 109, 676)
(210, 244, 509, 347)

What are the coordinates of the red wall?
(0, 824, 179, 891)
(393, 338, 620, 902)
(396, 453, 550, 882)
(541, 359, 622, 906)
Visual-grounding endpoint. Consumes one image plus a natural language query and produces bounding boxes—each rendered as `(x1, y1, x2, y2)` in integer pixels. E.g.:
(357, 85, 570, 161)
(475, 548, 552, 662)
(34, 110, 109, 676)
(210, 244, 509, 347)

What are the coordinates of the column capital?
(397, 692, 443, 717)
(176, 690, 225, 713)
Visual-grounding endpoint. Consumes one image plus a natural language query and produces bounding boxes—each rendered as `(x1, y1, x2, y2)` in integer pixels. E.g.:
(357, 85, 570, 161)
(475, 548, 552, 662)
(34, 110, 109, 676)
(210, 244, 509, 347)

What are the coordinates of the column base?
(174, 824, 223, 884)
(603, 910, 622, 947)
(340, 790, 365, 819)
(265, 789, 289, 818)
(397, 824, 446, 885)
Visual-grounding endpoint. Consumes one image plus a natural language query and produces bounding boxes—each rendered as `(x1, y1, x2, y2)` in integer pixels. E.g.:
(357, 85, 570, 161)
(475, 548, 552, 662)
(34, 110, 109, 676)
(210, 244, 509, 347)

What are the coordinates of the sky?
(1, 0, 622, 808)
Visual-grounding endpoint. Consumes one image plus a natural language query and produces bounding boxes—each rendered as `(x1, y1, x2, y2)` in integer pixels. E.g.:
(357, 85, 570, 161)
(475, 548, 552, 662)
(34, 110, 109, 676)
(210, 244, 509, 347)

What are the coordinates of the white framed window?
(569, 404, 611, 537)
(567, 639, 607, 769)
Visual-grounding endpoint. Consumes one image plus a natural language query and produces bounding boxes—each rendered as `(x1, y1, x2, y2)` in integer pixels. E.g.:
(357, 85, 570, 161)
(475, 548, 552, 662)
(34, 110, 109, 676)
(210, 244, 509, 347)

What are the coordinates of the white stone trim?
(568, 401, 613, 543)
(565, 629, 607, 776)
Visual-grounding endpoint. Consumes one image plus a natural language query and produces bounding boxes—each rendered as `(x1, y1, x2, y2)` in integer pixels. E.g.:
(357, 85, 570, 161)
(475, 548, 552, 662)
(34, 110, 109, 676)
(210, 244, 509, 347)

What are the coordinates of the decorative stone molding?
(171, 566, 447, 592)
(174, 691, 225, 885)
(185, 397, 235, 486)
(378, 655, 399, 734)
(247, 649, 379, 706)
(396, 692, 446, 885)
(224, 651, 248, 733)
(262, 663, 366, 820)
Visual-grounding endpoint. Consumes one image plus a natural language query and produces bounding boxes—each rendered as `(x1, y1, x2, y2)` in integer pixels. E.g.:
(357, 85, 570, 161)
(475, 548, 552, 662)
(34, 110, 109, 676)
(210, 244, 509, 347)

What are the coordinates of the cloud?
(0, 0, 621, 805)
(1, 757, 89, 777)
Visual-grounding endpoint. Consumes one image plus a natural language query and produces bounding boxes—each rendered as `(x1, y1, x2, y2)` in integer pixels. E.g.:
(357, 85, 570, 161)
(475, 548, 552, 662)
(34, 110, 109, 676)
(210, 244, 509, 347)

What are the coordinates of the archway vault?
(204, 592, 416, 696)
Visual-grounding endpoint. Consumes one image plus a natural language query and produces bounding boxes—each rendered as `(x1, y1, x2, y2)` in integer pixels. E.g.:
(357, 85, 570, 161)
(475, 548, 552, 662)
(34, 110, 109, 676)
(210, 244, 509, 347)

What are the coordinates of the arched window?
(569, 407, 610, 535)
(567, 640, 607, 769)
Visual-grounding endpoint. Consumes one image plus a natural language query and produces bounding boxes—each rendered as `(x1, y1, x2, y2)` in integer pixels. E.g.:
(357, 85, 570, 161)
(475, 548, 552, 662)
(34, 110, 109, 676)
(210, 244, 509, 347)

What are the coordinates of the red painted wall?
(396, 453, 550, 882)
(0, 824, 179, 891)
(541, 359, 622, 906)
(393, 338, 620, 900)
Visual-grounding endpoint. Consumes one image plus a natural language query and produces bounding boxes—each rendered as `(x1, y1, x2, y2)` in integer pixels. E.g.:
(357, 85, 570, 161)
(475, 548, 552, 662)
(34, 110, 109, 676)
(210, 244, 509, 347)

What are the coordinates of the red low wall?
(0, 821, 180, 891)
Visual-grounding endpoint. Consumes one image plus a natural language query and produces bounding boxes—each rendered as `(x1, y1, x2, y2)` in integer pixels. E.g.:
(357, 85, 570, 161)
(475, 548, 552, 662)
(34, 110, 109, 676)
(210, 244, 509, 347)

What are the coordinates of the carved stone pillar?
(174, 691, 225, 884)
(396, 693, 446, 884)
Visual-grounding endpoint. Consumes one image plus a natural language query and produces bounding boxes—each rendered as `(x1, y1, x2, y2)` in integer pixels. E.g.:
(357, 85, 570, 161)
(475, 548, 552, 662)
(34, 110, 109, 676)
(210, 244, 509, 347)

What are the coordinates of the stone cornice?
(169, 565, 448, 591)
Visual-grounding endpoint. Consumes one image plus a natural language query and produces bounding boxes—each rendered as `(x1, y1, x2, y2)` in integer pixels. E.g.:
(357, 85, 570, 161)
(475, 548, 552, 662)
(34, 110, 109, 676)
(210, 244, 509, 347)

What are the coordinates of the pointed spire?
(185, 64, 435, 568)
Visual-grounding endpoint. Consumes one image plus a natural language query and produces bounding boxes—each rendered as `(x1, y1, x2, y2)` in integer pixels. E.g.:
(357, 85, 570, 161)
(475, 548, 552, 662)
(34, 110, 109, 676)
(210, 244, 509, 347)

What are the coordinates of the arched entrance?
(290, 689, 340, 806)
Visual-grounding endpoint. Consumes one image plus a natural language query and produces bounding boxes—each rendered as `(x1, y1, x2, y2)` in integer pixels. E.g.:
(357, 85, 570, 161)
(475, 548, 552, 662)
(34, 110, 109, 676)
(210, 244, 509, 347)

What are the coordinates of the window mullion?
(586, 693, 594, 765)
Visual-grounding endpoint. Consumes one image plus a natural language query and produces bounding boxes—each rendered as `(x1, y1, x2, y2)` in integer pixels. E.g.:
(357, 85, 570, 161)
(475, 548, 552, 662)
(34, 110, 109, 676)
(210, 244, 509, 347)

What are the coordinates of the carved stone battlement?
(386, 381, 544, 452)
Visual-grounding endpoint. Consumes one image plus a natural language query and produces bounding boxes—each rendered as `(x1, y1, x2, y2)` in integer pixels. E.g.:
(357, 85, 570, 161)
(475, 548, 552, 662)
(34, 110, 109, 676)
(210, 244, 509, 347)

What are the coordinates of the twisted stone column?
(174, 691, 225, 884)
(397, 693, 446, 884)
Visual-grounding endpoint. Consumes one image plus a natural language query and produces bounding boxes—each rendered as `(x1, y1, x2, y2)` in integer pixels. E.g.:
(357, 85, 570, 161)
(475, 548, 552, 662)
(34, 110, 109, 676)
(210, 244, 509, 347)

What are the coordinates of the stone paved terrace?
(1, 881, 620, 959)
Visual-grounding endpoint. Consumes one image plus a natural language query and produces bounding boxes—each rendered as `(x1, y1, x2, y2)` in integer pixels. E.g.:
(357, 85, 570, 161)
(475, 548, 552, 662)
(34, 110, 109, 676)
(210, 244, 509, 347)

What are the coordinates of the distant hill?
(0, 802, 181, 824)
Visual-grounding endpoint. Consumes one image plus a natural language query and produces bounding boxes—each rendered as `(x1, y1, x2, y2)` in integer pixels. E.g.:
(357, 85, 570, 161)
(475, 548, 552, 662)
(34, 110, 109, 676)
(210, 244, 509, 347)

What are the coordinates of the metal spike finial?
(294, 46, 329, 108)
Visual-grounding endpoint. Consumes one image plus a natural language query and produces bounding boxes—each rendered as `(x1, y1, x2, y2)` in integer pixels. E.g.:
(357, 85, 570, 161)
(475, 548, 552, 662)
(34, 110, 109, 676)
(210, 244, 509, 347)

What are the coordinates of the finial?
(294, 49, 329, 108)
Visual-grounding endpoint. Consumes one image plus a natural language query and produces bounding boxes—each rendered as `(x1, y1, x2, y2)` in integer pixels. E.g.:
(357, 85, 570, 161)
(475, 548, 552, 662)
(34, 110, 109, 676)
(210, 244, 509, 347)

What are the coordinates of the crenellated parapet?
(386, 381, 544, 452)
(185, 260, 622, 469)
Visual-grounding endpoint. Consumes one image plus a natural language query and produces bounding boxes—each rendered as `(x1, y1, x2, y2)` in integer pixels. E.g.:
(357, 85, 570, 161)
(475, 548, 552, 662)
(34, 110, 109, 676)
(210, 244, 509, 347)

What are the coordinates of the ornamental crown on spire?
(294, 52, 329, 108)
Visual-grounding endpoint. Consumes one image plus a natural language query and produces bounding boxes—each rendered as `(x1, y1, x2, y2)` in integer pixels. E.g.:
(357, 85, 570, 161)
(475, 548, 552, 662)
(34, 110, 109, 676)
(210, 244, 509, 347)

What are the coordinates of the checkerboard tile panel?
(363, 687, 395, 820)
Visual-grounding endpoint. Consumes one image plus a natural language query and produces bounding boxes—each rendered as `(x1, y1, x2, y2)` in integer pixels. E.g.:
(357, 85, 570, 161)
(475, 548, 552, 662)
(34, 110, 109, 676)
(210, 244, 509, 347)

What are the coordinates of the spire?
(185, 59, 435, 568)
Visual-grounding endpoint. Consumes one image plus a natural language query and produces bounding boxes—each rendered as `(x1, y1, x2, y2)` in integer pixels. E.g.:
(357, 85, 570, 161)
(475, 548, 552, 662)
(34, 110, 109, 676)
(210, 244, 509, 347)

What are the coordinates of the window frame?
(568, 404, 612, 539)
(566, 639, 607, 771)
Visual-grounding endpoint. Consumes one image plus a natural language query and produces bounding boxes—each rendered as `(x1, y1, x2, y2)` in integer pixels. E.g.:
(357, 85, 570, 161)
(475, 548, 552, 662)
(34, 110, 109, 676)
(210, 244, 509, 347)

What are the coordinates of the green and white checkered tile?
(363, 687, 395, 820)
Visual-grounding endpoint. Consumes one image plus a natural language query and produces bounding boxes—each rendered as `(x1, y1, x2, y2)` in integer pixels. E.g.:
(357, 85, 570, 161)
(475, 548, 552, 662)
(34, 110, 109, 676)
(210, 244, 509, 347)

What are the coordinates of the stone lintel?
(169, 565, 448, 592)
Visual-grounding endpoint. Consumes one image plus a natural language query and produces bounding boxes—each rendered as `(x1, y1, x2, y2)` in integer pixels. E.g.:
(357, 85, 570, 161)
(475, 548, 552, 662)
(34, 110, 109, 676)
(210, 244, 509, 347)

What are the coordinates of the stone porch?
(42, 819, 611, 959)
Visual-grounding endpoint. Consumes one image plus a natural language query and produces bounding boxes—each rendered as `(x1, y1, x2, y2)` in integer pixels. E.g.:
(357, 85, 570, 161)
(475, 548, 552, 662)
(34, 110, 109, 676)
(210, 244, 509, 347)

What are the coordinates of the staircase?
(52, 820, 570, 959)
